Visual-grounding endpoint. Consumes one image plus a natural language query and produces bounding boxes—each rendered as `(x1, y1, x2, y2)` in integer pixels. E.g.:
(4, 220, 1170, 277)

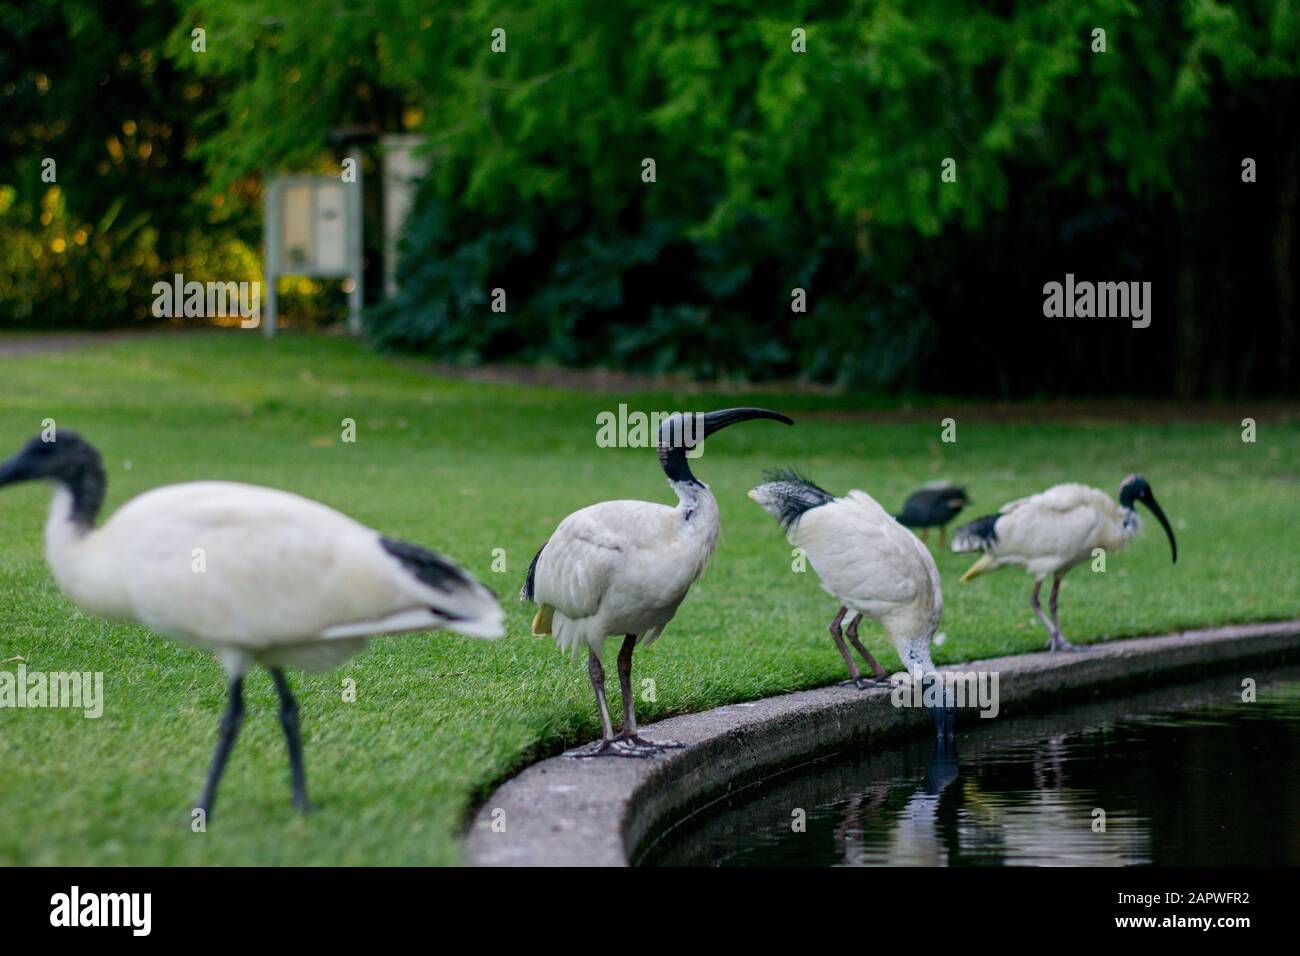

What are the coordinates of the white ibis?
(521, 408, 793, 757)
(748, 470, 955, 737)
(951, 475, 1177, 651)
(0, 431, 504, 818)
(895, 481, 970, 547)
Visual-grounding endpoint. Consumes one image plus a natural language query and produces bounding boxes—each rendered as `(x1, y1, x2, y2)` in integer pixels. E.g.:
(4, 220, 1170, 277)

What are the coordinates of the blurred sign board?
(263, 171, 363, 335)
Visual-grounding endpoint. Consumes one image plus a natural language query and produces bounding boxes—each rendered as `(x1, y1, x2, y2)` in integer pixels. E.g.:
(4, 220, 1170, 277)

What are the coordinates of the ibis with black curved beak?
(521, 408, 793, 757)
(0, 431, 504, 819)
(951, 475, 1177, 651)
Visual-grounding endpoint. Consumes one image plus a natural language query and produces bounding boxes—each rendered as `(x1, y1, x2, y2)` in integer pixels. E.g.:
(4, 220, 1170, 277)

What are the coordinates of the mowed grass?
(0, 332, 1296, 865)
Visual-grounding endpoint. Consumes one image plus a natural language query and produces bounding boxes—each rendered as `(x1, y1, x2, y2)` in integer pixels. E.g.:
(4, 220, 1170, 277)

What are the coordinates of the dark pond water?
(641, 667, 1300, 866)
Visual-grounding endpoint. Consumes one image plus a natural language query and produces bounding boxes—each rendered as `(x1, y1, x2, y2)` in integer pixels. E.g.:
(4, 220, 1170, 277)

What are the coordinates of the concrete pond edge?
(464, 619, 1300, 866)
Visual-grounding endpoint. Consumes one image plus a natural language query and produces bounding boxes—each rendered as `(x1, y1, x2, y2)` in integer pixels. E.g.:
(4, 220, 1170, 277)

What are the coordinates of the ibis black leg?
(832, 607, 884, 690)
(829, 606, 861, 684)
(614, 634, 683, 752)
(615, 634, 639, 737)
(269, 668, 312, 812)
(1030, 579, 1054, 647)
(1047, 575, 1080, 651)
(196, 677, 244, 819)
(846, 614, 891, 683)
(1033, 577, 1077, 652)
(568, 647, 651, 759)
(589, 648, 615, 740)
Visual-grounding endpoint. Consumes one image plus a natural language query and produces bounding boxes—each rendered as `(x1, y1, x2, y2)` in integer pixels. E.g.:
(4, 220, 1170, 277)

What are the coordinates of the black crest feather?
(755, 468, 837, 531)
(950, 514, 1000, 553)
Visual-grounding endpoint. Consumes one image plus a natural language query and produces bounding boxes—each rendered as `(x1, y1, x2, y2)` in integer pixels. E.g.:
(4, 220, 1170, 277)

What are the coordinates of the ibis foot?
(625, 733, 684, 750)
(565, 738, 659, 759)
(1045, 634, 1082, 652)
(839, 677, 894, 690)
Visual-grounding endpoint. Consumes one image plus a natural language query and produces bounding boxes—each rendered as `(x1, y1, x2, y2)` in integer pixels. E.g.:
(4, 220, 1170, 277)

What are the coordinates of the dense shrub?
(5, 1, 1297, 395)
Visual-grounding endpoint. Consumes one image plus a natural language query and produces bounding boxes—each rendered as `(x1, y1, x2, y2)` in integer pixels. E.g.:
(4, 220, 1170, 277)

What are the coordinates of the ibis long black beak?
(700, 407, 794, 438)
(1142, 492, 1177, 564)
(658, 408, 793, 484)
(0, 451, 29, 487)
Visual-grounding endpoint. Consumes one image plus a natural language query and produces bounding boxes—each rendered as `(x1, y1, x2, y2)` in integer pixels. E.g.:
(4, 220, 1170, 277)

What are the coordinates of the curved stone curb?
(465, 619, 1300, 866)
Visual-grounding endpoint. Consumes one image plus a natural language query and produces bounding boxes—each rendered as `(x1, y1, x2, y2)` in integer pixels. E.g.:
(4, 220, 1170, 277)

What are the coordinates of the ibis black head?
(657, 407, 794, 484)
(1119, 474, 1177, 564)
(0, 431, 106, 527)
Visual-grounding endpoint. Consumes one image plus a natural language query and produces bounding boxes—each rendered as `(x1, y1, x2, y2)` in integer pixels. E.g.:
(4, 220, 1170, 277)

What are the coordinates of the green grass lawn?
(0, 332, 1296, 865)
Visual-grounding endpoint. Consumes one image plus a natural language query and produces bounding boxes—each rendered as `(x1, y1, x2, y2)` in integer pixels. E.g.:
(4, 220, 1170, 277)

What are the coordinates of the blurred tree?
(0, 0, 258, 325)
(5, 0, 1298, 395)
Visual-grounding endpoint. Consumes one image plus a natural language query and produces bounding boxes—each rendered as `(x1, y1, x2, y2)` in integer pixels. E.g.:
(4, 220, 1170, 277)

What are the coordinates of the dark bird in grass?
(895, 481, 970, 547)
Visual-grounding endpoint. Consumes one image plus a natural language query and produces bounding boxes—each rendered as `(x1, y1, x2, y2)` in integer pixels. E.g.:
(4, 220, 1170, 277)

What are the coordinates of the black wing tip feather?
(520, 544, 545, 604)
(381, 536, 475, 592)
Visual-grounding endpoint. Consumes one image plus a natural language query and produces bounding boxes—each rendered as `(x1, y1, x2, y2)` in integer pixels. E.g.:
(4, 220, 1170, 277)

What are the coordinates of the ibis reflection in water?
(643, 670, 1300, 867)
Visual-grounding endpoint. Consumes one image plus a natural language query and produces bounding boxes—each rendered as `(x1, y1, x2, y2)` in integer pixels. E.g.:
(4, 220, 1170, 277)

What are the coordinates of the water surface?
(642, 667, 1300, 866)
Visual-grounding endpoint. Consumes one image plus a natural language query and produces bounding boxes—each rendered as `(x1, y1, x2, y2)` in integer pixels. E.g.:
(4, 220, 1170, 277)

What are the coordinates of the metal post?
(346, 144, 364, 334)
(263, 178, 279, 337)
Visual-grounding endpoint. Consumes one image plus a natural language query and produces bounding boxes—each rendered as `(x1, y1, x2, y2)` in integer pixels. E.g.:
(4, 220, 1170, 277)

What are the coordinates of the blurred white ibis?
(521, 408, 793, 757)
(0, 431, 504, 818)
(951, 475, 1177, 651)
(749, 470, 955, 737)
(895, 481, 970, 547)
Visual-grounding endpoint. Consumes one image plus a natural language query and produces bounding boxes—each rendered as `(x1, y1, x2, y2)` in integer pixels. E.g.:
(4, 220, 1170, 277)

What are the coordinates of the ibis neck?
(42, 463, 105, 571)
(900, 637, 935, 676)
(671, 479, 721, 577)
(45, 486, 92, 586)
(47, 483, 100, 540)
(658, 443, 701, 486)
(59, 463, 107, 531)
(45, 484, 129, 621)
(671, 478, 718, 522)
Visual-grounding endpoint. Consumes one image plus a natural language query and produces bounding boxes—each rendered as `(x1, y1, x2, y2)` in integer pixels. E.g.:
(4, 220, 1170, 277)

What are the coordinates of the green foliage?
(5, 1, 1298, 388)
(0, 0, 257, 326)
(172, 0, 1295, 384)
